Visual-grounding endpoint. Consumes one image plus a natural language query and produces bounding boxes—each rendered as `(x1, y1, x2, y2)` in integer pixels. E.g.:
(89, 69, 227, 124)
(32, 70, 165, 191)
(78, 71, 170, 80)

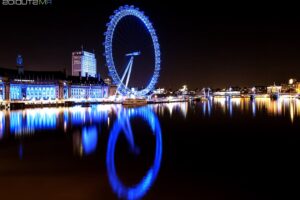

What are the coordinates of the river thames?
(1, 97, 300, 199)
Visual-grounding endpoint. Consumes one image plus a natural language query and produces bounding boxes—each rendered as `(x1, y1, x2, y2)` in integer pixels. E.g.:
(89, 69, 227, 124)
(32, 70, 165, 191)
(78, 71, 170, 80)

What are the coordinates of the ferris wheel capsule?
(103, 5, 161, 97)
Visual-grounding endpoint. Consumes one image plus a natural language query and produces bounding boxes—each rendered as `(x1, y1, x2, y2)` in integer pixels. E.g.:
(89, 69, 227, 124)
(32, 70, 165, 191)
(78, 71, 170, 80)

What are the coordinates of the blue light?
(10, 84, 57, 100)
(70, 86, 106, 99)
(104, 5, 161, 96)
(228, 97, 233, 117)
(82, 126, 98, 155)
(69, 105, 109, 126)
(106, 107, 162, 199)
(7, 105, 112, 136)
(10, 111, 23, 134)
(252, 100, 256, 116)
(16, 55, 23, 66)
(0, 83, 4, 100)
(10, 85, 22, 100)
(10, 109, 57, 135)
(0, 112, 4, 139)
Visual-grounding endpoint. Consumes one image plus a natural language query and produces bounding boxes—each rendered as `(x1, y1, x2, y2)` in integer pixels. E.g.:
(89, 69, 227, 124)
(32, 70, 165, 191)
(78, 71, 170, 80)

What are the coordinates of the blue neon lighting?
(82, 126, 98, 155)
(10, 84, 57, 100)
(70, 86, 107, 99)
(8, 105, 110, 135)
(106, 106, 162, 199)
(104, 5, 161, 96)
(10, 85, 22, 100)
(0, 112, 4, 139)
(69, 106, 108, 126)
(10, 109, 57, 134)
(0, 84, 4, 100)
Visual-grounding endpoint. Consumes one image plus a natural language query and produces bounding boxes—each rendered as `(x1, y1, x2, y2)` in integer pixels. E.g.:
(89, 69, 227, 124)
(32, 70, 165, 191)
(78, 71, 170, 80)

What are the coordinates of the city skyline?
(1, 1, 300, 89)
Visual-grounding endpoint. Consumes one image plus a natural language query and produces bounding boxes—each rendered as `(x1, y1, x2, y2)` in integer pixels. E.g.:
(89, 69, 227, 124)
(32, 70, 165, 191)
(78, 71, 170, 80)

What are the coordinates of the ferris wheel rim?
(104, 5, 161, 96)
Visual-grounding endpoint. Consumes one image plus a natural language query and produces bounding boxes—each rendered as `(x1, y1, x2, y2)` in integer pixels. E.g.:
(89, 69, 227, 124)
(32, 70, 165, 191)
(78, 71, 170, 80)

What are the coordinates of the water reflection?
(202, 99, 212, 116)
(106, 106, 162, 200)
(0, 105, 113, 137)
(0, 112, 4, 139)
(0, 105, 163, 199)
(1, 100, 300, 199)
(211, 97, 300, 122)
(1, 98, 300, 138)
(10, 109, 57, 134)
(73, 126, 99, 156)
(153, 102, 188, 118)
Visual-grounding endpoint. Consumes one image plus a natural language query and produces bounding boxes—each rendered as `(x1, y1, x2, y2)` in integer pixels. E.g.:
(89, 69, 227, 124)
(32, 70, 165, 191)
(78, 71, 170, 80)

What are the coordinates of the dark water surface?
(1, 97, 300, 199)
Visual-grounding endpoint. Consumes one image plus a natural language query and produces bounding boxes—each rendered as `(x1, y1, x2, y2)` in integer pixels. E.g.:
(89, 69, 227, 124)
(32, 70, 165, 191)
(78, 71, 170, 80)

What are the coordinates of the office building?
(72, 50, 97, 77)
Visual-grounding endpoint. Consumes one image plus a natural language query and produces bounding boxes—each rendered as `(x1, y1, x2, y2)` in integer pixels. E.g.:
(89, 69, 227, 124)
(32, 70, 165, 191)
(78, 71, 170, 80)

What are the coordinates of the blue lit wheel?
(104, 5, 161, 96)
(106, 107, 162, 199)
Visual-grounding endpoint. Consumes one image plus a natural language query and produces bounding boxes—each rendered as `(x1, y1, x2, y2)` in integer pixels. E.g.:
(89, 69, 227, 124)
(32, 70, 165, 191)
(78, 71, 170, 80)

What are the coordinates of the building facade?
(0, 68, 109, 102)
(0, 80, 4, 100)
(72, 51, 97, 78)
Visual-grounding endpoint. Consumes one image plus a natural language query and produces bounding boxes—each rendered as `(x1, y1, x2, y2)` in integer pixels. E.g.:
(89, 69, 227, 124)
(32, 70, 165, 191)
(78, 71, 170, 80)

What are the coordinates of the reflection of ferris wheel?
(104, 5, 161, 97)
(106, 107, 162, 199)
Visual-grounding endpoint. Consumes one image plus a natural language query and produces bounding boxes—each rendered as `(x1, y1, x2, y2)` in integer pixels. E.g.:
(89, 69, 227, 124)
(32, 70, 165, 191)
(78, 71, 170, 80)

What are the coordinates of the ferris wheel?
(103, 5, 161, 97)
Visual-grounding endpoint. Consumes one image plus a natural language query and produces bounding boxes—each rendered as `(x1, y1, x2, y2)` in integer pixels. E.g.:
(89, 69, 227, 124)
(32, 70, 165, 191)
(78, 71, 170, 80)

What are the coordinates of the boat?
(122, 98, 147, 106)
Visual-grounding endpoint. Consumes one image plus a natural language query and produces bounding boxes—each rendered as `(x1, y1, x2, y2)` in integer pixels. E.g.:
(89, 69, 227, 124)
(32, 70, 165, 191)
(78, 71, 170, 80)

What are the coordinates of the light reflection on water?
(1, 99, 300, 199)
(1, 98, 300, 138)
(106, 106, 162, 199)
(0, 112, 4, 139)
(0, 105, 112, 136)
(152, 102, 188, 118)
(203, 97, 300, 123)
(0, 105, 163, 200)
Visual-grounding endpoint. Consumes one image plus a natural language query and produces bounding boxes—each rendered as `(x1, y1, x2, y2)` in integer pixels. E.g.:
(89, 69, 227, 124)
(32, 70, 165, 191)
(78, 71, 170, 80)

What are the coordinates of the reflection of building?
(73, 127, 99, 157)
(72, 50, 97, 77)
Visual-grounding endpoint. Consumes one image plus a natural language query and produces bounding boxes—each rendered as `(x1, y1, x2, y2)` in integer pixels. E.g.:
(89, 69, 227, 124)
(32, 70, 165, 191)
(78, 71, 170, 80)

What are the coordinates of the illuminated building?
(213, 87, 241, 97)
(0, 80, 4, 100)
(281, 79, 297, 93)
(0, 65, 66, 101)
(296, 83, 300, 94)
(68, 76, 108, 99)
(0, 56, 109, 102)
(153, 88, 166, 95)
(267, 84, 282, 94)
(72, 50, 97, 78)
(104, 77, 112, 85)
(253, 86, 267, 94)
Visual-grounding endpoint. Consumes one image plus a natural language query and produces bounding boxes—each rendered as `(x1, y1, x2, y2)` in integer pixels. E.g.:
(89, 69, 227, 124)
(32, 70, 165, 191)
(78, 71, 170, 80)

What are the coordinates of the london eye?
(103, 5, 161, 97)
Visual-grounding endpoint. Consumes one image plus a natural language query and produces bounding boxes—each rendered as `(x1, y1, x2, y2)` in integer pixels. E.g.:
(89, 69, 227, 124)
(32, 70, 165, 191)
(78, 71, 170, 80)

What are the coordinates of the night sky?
(1, 1, 300, 89)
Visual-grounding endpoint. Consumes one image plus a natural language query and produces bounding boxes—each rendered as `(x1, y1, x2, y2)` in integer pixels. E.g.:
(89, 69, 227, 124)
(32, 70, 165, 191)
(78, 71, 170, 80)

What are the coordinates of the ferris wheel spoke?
(125, 58, 133, 88)
(119, 57, 133, 87)
(123, 117, 137, 153)
(104, 5, 161, 97)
